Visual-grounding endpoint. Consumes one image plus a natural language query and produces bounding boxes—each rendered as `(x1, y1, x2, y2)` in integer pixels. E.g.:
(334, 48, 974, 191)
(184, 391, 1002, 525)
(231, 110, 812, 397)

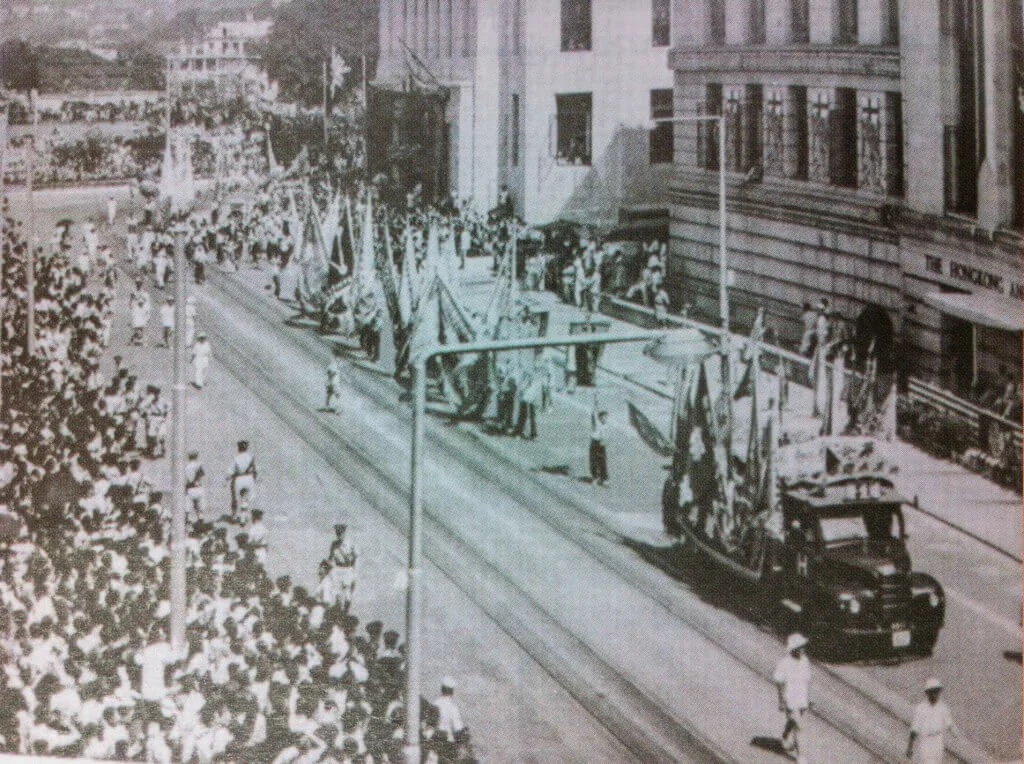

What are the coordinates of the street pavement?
(9, 185, 1018, 760)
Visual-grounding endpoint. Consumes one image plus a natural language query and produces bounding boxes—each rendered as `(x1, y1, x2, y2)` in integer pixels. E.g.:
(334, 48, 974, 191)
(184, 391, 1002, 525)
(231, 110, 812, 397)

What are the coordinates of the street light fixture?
(402, 328, 676, 764)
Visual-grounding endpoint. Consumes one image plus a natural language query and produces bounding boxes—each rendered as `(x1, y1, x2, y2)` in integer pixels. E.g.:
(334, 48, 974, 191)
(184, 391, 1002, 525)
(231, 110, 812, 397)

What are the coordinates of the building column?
(673, 75, 705, 169)
(977, 0, 1015, 230)
(808, 0, 836, 42)
(440, 0, 452, 58)
(673, 0, 716, 45)
(858, 0, 895, 45)
(765, 0, 794, 44)
(782, 85, 806, 179)
(724, 0, 752, 43)
(723, 86, 744, 172)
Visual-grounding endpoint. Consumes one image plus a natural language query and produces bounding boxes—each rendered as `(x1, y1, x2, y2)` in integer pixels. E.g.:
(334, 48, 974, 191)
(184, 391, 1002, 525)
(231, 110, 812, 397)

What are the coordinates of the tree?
(0, 39, 41, 93)
(120, 43, 167, 91)
(262, 0, 378, 107)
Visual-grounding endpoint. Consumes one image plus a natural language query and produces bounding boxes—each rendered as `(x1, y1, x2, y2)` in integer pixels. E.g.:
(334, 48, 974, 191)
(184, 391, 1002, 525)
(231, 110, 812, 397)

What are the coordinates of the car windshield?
(818, 507, 902, 546)
(819, 515, 869, 544)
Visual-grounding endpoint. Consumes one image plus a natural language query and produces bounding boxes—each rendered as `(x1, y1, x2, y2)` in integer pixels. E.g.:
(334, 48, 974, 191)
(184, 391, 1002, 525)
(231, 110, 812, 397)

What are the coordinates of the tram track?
(202, 269, 987, 762)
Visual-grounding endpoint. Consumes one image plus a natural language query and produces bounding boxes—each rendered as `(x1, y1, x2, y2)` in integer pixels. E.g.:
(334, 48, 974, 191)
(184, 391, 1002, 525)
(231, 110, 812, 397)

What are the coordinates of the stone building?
(169, 14, 274, 93)
(667, 0, 1022, 393)
(375, 0, 676, 226)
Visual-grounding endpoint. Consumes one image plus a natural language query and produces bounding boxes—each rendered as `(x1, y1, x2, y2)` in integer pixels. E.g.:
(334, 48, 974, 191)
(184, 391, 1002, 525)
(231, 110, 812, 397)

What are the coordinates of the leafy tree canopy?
(0, 39, 42, 92)
(262, 0, 378, 107)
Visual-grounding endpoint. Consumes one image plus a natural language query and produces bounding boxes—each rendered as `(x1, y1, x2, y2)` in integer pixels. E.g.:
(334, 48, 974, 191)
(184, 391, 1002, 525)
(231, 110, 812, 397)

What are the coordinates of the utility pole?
(169, 229, 188, 652)
(25, 91, 37, 358)
(0, 109, 7, 415)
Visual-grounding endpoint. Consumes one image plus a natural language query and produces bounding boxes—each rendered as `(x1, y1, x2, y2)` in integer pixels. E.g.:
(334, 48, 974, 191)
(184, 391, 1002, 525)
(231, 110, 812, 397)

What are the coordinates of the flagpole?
(322, 58, 329, 147)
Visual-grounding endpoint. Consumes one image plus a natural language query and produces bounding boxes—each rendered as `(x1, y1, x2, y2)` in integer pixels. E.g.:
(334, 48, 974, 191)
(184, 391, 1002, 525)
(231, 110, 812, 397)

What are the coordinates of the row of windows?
(704, 0, 898, 46)
(697, 83, 903, 196)
(561, 0, 671, 52)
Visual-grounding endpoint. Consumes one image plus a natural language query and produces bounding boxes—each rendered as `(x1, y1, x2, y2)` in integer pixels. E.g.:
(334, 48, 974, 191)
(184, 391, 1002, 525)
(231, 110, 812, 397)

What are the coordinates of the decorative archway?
(854, 304, 895, 375)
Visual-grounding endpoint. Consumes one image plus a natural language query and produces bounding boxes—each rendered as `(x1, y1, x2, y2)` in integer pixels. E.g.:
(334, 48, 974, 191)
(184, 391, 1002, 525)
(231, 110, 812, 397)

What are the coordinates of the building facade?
(375, 0, 676, 226)
(667, 0, 1023, 392)
(169, 14, 274, 92)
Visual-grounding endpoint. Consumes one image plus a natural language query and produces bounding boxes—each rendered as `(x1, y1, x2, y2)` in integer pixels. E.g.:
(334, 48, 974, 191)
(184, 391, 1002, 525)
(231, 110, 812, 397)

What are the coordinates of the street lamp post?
(26, 91, 37, 358)
(402, 328, 672, 764)
(169, 228, 189, 653)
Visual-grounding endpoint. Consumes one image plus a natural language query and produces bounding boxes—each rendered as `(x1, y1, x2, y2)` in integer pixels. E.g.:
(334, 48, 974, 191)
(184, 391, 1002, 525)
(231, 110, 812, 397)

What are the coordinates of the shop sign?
(923, 255, 1024, 301)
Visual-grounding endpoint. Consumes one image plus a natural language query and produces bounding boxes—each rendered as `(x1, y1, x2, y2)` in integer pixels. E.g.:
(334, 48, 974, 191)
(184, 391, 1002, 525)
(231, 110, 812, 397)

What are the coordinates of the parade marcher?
(184, 296, 198, 347)
(514, 372, 541, 440)
(773, 633, 811, 764)
(907, 678, 957, 763)
(159, 297, 175, 349)
(227, 440, 257, 517)
(589, 394, 609, 486)
(323, 524, 357, 612)
(191, 332, 211, 389)
(458, 224, 471, 270)
(153, 247, 169, 290)
(799, 302, 817, 357)
(270, 254, 282, 299)
(324, 351, 342, 413)
(248, 509, 268, 566)
(129, 280, 151, 347)
(432, 677, 466, 762)
(185, 451, 205, 521)
(106, 194, 117, 226)
(145, 387, 169, 457)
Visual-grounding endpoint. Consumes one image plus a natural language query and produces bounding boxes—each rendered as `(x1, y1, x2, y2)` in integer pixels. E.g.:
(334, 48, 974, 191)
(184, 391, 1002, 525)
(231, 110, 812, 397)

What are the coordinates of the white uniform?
(191, 338, 211, 387)
(185, 458, 205, 519)
(773, 652, 811, 763)
(911, 699, 955, 763)
(229, 451, 256, 511)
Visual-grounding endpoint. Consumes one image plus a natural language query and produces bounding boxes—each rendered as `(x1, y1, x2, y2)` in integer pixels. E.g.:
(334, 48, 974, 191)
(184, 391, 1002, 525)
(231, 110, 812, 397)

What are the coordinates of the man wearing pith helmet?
(907, 678, 957, 762)
(773, 632, 811, 763)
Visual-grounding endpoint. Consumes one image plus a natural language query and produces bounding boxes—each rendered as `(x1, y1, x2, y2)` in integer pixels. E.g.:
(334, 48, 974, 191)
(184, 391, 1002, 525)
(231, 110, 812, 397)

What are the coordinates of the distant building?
(375, 0, 675, 228)
(668, 0, 1023, 392)
(169, 13, 273, 92)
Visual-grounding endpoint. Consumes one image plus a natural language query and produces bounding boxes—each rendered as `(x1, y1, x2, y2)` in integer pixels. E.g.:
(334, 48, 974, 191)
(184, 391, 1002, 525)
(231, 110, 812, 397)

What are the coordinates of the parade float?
(657, 328, 946, 657)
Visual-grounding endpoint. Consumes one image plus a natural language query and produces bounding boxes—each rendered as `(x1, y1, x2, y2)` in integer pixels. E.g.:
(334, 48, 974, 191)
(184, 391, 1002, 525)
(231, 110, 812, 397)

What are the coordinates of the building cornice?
(668, 45, 900, 86)
(894, 207, 1024, 259)
(667, 167, 900, 243)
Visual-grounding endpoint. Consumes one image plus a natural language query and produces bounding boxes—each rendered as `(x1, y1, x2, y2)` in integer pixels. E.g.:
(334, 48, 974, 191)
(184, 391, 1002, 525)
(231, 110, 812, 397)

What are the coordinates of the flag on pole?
(330, 47, 351, 99)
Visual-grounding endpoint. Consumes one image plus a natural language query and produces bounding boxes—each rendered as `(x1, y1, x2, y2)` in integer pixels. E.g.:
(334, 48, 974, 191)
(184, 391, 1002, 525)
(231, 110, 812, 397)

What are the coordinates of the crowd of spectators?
(6, 96, 166, 127)
(0, 199, 472, 761)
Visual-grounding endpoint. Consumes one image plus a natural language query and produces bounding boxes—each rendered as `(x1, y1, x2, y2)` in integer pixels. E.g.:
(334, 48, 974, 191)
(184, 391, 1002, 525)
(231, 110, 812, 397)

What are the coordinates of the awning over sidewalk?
(922, 291, 1024, 332)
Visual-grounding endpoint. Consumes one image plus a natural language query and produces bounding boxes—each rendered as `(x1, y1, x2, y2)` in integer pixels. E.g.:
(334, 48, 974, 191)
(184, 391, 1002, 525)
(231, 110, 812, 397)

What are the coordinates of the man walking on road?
(191, 332, 211, 389)
(907, 678, 957, 763)
(774, 633, 811, 763)
(185, 451, 205, 521)
(159, 297, 175, 348)
(228, 440, 257, 516)
(433, 677, 466, 762)
(129, 280, 151, 347)
(325, 351, 342, 413)
(589, 394, 609, 486)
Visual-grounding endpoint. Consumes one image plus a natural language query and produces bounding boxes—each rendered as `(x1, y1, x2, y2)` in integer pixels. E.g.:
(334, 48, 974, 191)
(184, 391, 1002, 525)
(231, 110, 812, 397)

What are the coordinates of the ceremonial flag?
(398, 229, 414, 324)
(829, 353, 849, 436)
(330, 48, 351, 98)
(628, 402, 674, 458)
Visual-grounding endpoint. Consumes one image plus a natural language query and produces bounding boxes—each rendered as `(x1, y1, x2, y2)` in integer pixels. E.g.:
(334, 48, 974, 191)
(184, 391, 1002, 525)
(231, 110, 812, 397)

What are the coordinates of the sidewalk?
(458, 257, 1022, 562)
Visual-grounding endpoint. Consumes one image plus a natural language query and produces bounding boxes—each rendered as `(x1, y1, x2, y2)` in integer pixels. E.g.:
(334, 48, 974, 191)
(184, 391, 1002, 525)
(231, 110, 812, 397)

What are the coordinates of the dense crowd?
(6, 96, 166, 127)
(0, 199, 472, 762)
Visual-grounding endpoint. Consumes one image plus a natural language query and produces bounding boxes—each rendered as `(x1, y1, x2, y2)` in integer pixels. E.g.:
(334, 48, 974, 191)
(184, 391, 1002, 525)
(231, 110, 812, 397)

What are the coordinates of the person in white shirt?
(907, 678, 958, 763)
(134, 625, 177, 709)
(106, 195, 117, 225)
(589, 395, 609, 486)
(159, 297, 175, 348)
(432, 677, 465, 760)
(773, 632, 811, 764)
(191, 333, 212, 388)
(227, 440, 257, 516)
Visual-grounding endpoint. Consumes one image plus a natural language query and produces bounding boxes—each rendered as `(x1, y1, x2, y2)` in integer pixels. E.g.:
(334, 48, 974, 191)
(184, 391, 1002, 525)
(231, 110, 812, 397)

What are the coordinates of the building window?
(791, 0, 810, 42)
(560, 0, 592, 52)
(652, 0, 671, 47)
(750, 0, 766, 44)
(700, 84, 723, 170)
(830, 88, 858, 187)
(511, 94, 520, 166)
(744, 84, 763, 172)
(709, 0, 725, 44)
(649, 89, 673, 164)
(835, 0, 858, 44)
(554, 92, 592, 165)
(789, 86, 809, 180)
